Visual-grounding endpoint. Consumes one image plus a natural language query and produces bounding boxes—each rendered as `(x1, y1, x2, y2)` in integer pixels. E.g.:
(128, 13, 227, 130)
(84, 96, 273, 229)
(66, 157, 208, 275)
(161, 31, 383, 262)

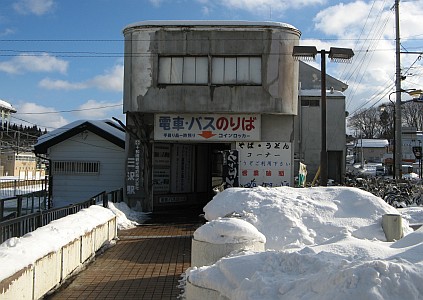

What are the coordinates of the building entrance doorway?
(152, 142, 231, 211)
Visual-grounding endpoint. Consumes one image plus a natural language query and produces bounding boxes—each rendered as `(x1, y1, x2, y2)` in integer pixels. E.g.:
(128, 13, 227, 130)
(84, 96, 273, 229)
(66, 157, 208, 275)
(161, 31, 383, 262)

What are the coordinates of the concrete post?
(382, 213, 403, 242)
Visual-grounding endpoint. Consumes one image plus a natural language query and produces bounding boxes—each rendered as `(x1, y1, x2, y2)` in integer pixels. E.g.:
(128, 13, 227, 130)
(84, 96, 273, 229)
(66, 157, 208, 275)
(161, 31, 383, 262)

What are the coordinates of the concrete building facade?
(122, 21, 301, 211)
(0, 151, 44, 179)
(294, 61, 349, 184)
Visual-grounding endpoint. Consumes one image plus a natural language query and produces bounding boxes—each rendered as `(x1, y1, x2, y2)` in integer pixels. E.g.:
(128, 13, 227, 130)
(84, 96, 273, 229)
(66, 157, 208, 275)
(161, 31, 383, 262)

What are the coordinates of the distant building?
(294, 62, 349, 184)
(0, 151, 44, 179)
(34, 120, 125, 206)
(0, 99, 17, 127)
(354, 139, 389, 164)
(402, 127, 422, 163)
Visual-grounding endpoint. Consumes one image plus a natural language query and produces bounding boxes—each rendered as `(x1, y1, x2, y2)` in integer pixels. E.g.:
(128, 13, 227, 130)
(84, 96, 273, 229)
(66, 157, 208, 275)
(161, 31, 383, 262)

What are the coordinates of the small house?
(34, 120, 125, 206)
(354, 139, 389, 164)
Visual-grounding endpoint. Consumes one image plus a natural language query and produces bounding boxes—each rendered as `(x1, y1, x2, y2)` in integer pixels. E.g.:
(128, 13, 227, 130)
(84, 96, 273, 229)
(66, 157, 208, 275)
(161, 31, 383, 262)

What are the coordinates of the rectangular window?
(52, 161, 100, 175)
(212, 56, 262, 85)
(158, 56, 208, 84)
(301, 98, 320, 107)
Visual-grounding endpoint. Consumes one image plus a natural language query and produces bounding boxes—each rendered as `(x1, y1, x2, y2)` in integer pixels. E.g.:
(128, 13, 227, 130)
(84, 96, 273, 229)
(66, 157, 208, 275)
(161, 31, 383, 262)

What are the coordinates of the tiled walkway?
(47, 219, 203, 300)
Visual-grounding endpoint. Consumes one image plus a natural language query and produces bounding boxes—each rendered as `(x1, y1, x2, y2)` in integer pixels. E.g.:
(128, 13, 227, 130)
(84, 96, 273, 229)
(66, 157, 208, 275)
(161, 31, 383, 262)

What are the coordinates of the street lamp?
(293, 46, 354, 186)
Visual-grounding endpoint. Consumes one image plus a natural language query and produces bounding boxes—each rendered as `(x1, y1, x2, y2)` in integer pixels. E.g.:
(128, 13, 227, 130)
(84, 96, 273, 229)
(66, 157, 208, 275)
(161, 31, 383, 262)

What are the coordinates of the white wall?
(48, 131, 125, 204)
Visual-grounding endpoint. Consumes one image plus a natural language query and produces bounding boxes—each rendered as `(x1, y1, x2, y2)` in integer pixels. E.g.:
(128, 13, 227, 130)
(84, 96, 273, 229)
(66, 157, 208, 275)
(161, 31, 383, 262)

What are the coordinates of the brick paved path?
(47, 221, 202, 300)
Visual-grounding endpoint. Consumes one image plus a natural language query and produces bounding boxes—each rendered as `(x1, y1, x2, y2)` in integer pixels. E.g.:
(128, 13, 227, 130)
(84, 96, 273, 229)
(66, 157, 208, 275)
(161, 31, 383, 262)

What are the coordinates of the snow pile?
(203, 186, 411, 250)
(0, 205, 115, 281)
(185, 186, 423, 300)
(108, 201, 150, 230)
(193, 217, 265, 244)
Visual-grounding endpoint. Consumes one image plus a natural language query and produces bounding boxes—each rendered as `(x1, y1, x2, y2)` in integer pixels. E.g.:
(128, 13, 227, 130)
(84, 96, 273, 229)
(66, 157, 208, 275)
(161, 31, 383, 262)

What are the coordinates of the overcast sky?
(0, 0, 422, 130)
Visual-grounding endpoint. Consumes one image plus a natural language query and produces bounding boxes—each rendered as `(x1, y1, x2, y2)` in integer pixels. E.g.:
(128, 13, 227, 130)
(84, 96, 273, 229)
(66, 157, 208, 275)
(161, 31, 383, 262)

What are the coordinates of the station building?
(122, 21, 301, 211)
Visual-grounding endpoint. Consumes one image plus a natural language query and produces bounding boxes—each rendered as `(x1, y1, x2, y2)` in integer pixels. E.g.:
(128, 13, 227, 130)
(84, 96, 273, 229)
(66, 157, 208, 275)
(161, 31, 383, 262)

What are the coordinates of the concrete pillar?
(382, 214, 403, 242)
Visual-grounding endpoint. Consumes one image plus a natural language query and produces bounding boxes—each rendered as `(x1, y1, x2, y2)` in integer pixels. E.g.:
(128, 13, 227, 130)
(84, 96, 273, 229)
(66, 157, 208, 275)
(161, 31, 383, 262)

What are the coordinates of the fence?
(0, 190, 49, 221)
(0, 177, 48, 199)
(0, 188, 123, 244)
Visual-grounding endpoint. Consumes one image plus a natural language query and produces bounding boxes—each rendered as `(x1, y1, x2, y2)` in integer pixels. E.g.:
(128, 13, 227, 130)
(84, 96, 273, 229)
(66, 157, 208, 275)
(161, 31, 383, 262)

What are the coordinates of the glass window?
(159, 56, 208, 84)
(212, 56, 261, 85)
(159, 56, 261, 85)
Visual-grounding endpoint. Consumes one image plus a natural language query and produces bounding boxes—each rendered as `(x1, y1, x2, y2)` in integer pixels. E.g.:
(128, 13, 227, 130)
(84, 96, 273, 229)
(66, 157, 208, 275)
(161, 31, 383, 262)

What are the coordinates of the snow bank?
(203, 186, 411, 250)
(0, 205, 115, 281)
(108, 202, 150, 230)
(185, 186, 423, 300)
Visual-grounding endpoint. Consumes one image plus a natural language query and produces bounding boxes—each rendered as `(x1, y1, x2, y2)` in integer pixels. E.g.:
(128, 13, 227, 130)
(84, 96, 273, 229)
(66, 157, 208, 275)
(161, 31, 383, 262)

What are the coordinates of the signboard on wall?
(153, 143, 171, 193)
(237, 141, 292, 187)
(222, 150, 239, 189)
(154, 113, 260, 141)
(126, 139, 143, 196)
(170, 144, 193, 193)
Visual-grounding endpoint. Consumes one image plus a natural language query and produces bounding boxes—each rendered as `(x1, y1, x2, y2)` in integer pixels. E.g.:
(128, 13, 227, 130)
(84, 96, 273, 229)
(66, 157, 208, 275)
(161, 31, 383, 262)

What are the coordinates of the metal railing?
(0, 177, 48, 199)
(1, 190, 49, 221)
(0, 188, 124, 244)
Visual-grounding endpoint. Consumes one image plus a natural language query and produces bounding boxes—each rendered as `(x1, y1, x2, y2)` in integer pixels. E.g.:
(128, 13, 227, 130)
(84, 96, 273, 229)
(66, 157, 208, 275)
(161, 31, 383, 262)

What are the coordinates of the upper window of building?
(158, 56, 262, 85)
(158, 56, 208, 84)
(212, 57, 261, 85)
(301, 98, 320, 107)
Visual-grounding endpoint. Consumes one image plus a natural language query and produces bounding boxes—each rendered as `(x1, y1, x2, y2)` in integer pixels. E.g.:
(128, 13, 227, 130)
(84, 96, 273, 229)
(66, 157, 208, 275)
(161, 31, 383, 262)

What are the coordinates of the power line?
(14, 104, 122, 115)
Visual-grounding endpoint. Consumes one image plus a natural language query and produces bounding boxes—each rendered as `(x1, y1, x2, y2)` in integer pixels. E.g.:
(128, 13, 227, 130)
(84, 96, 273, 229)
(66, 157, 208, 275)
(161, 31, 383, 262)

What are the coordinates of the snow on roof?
(123, 20, 299, 32)
(300, 89, 345, 97)
(35, 119, 125, 146)
(355, 139, 389, 148)
(0, 99, 17, 113)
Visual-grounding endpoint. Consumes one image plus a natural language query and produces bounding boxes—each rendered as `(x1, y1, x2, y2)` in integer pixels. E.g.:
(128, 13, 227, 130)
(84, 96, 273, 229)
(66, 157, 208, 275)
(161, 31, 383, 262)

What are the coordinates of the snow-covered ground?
(185, 186, 423, 300)
(1, 186, 423, 300)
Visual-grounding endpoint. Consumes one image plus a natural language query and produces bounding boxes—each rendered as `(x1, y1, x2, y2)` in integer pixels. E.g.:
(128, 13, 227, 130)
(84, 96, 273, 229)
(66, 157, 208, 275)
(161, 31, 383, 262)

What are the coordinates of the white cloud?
(0, 53, 68, 74)
(38, 78, 87, 90)
(0, 28, 15, 37)
(314, 1, 390, 38)
(14, 102, 68, 130)
(88, 65, 124, 92)
(13, 0, 55, 16)
(39, 64, 123, 92)
(309, 1, 423, 115)
(73, 99, 123, 119)
(148, 0, 162, 7)
(215, 0, 324, 14)
(201, 6, 211, 16)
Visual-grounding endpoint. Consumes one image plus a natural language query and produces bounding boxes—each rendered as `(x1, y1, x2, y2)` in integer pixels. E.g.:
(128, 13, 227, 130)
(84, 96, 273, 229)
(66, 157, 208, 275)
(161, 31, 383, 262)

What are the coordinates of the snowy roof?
(0, 99, 16, 113)
(34, 119, 125, 154)
(123, 20, 299, 33)
(355, 139, 389, 148)
(300, 89, 345, 97)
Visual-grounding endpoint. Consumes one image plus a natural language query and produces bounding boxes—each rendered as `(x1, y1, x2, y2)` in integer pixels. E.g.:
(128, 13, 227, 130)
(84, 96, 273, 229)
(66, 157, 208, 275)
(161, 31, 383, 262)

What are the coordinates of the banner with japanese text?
(154, 113, 260, 141)
(126, 139, 144, 197)
(237, 141, 292, 187)
(222, 150, 239, 189)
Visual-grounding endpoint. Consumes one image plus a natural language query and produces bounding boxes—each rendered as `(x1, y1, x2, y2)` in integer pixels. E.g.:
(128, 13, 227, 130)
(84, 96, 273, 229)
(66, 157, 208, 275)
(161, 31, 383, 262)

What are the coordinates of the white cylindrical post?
(382, 214, 403, 242)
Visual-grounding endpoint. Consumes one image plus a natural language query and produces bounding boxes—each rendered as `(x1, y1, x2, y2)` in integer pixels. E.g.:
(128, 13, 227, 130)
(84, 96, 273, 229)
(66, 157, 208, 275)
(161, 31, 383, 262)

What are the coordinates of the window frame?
(158, 56, 209, 85)
(211, 56, 262, 85)
(158, 55, 262, 86)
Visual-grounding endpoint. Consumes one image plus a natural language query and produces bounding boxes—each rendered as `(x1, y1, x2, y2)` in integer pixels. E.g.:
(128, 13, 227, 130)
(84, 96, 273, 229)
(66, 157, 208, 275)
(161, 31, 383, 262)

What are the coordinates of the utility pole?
(394, 0, 402, 180)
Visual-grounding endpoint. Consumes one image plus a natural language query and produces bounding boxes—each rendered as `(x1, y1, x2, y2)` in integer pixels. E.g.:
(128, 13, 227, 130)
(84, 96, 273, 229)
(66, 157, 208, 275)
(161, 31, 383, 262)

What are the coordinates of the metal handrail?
(0, 188, 124, 244)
